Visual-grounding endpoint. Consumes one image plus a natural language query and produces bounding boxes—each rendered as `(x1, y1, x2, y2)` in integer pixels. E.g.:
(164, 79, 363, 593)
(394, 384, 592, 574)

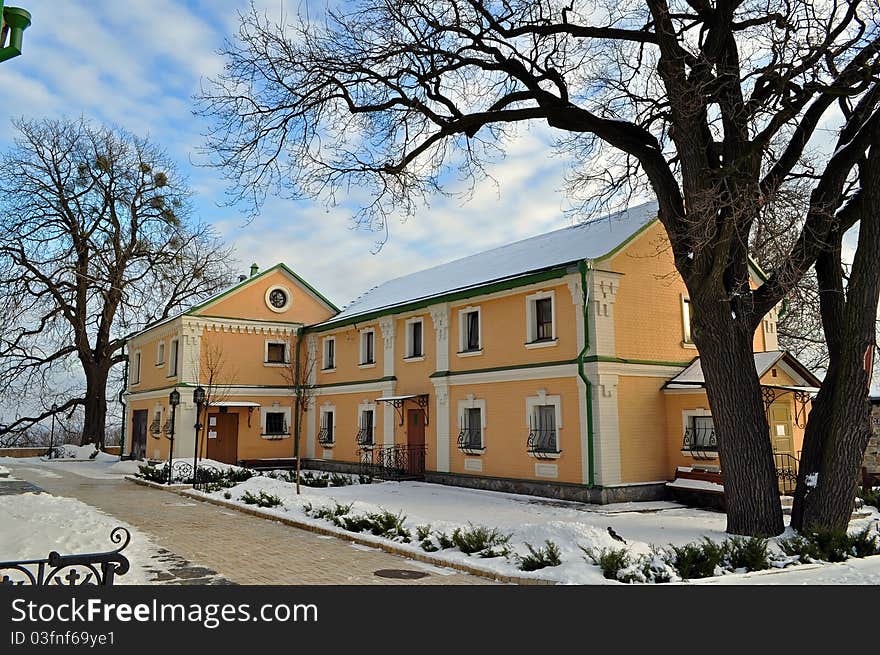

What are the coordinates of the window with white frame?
(156, 341, 165, 365)
(525, 292, 556, 344)
(683, 412, 716, 451)
(168, 339, 179, 376)
(405, 318, 424, 359)
(263, 411, 289, 436)
(457, 397, 486, 452)
(526, 393, 562, 455)
(265, 340, 288, 364)
(459, 307, 481, 353)
(357, 407, 375, 447)
(132, 351, 141, 385)
(318, 408, 335, 445)
(681, 295, 693, 344)
(322, 337, 336, 370)
(360, 329, 375, 365)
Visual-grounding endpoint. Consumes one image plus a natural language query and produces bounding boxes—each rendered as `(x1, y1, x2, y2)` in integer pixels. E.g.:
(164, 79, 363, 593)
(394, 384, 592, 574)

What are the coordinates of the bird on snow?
(607, 527, 626, 544)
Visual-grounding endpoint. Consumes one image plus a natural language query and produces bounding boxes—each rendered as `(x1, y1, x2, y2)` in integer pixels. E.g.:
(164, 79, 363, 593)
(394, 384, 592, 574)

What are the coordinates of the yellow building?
(123, 202, 819, 502)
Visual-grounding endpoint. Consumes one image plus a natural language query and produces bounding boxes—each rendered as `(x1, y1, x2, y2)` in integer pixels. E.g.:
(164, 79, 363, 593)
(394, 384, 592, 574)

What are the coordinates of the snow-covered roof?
(320, 201, 659, 326)
(665, 351, 821, 389)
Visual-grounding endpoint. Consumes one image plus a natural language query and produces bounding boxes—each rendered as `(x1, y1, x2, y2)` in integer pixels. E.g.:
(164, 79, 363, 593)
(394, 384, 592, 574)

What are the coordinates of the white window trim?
(681, 294, 695, 348)
(131, 350, 142, 386)
(358, 401, 378, 448)
(261, 404, 292, 439)
(404, 317, 425, 361)
(265, 284, 293, 313)
(167, 338, 179, 377)
(457, 395, 487, 452)
(322, 336, 336, 372)
(525, 391, 562, 459)
(156, 340, 166, 366)
(319, 404, 337, 446)
(525, 290, 557, 346)
(264, 339, 290, 367)
(457, 306, 482, 355)
(359, 328, 376, 366)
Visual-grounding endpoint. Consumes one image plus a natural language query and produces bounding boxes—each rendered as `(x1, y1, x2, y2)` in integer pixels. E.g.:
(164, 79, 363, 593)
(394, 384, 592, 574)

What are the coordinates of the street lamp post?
(191, 386, 205, 487)
(47, 404, 57, 459)
(167, 389, 180, 485)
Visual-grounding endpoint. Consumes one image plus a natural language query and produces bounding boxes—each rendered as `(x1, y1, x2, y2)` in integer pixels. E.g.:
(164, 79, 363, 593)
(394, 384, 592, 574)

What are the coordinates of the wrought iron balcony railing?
(457, 426, 483, 454)
(149, 418, 161, 435)
(356, 426, 374, 447)
(317, 427, 334, 446)
(527, 427, 560, 458)
(682, 426, 718, 452)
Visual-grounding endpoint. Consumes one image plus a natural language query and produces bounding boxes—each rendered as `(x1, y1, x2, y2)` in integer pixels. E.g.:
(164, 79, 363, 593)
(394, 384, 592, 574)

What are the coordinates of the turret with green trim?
(0, 1, 31, 63)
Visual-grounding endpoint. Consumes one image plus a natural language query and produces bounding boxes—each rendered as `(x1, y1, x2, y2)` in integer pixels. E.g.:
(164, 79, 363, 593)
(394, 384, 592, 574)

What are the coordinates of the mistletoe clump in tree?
(199, 0, 880, 535)
(0, 118, 235, 449)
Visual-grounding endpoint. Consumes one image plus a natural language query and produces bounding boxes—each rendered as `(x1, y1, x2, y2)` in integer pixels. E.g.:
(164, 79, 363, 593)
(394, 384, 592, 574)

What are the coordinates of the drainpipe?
(118, 341, 129, 459)
(577, 260, 595, 487)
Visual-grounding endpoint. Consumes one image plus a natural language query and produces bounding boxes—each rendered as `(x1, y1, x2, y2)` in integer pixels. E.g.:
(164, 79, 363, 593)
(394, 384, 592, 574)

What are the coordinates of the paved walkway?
(7, 464, 492, 585)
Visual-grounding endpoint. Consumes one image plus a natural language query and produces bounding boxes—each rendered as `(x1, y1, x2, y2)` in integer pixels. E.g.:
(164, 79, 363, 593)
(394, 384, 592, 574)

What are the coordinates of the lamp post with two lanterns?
(191, 386, 206, 488)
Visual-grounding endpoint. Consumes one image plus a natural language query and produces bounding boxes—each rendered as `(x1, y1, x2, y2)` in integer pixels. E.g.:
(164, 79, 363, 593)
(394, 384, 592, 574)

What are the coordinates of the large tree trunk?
(694, 304, 785, 536)
(792, 156, 880, 532)
(81, 365, 110, 449)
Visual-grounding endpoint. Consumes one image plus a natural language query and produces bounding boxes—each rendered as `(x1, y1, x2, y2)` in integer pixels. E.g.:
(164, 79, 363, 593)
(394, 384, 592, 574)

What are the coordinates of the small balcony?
(682, 426, 718, 460)
(457, 426, 484, 455)
(356, 426, 374, 449)
(317, 426, 334, 447)
(527, 427, 561, 459)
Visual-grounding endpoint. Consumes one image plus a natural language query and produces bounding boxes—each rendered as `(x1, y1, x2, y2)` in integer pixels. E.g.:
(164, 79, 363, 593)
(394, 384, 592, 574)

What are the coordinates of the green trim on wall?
(584, 355, 692, 368)
(187, 262, 340, 316)
(593, 216, 660, 263)
(314, 376, 397, 389)
(308, 266, 572, 333)
(429, 359, 578, 379)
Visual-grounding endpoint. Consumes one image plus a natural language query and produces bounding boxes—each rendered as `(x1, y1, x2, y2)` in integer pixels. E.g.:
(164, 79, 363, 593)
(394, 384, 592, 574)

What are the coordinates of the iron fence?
(359, 444, 426, 480)
(0, 527, 130, 586)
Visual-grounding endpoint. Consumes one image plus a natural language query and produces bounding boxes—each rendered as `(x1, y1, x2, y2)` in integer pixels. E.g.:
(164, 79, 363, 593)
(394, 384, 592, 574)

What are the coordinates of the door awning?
(375, 394, 430, 426)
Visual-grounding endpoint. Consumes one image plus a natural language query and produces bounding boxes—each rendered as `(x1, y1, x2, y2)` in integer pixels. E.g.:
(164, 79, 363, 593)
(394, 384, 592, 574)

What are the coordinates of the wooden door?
(131, 410, 148, 460)
(769, 403, 795, 456)
(206, 413, 239, 464)
(406, 409, 426, 476)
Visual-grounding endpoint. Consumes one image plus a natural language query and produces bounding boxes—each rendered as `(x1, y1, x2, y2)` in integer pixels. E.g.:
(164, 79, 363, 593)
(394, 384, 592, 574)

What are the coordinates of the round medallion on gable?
(265, 285, 292, 313)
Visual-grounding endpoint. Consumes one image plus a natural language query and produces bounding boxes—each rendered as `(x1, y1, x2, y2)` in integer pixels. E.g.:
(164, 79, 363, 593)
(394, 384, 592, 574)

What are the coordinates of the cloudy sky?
(0, 0, 591, 310)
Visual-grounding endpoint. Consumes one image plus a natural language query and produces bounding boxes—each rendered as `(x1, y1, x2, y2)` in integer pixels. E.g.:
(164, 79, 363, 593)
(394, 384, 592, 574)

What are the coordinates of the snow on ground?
(194, 474, 729, 584)
(195, 473, 880, 585)
(0, 492, 166, 584)
(0, 453, 142, 480)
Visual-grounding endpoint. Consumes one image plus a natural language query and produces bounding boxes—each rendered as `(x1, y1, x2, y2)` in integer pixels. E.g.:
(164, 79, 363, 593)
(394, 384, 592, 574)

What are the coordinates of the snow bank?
(196, 475, 730, 584)
(0, 493, 166, 584)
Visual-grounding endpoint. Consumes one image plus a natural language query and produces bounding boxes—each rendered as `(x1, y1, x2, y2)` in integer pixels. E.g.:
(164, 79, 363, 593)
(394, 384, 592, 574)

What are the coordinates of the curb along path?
(6, 465, 493, 586)
(129, 476, 549, 585)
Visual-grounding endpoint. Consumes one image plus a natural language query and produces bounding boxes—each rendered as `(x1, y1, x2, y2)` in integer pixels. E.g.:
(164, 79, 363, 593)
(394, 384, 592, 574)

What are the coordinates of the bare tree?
(194, 340, 238, 463)
(280, 332, 317, 494)
(199, 1, 880, 535)
(0, 118, 235, 449)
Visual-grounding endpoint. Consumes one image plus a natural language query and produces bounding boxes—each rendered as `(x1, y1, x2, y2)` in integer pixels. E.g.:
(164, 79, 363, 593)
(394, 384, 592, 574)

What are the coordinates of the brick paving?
(6, 464, 493, 585)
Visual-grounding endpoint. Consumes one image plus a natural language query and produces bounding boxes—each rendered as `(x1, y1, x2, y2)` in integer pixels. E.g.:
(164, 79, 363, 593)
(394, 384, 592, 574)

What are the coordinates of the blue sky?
(0, 0, 585, 309)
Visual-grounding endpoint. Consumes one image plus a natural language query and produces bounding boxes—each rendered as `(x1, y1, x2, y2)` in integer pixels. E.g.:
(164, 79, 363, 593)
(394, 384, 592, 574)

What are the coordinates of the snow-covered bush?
(517, 540, 562, 571)
(240, 490, 283, 508)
